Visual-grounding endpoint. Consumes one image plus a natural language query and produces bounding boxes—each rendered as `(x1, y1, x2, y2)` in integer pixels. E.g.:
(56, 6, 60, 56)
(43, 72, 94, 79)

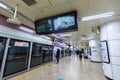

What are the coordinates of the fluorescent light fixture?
(52, 34, 60, 39)
(41, 35, 51, 40)
(0, 3, 9, 10)
(60, 34, 72, 37)
(82, 12, 114, 21)
(19, 26, 34, 33)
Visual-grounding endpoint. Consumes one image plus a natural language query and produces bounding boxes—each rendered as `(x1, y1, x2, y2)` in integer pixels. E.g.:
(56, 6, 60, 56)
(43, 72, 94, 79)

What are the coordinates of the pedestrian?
(79, 50, 82, 60)
(55, 49, 60, 64)
(69, 50, 71, 56)
(76, 50, 79, 55)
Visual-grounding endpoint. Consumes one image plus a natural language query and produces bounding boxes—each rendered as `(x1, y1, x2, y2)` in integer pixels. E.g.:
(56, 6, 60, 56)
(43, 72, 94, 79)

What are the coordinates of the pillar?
(100, 21, 120, 80)
(89, 39, 102, 62)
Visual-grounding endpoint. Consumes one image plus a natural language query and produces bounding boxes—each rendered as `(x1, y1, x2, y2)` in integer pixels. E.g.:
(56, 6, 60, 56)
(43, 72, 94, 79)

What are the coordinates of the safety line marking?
(10, 62, 54, 80)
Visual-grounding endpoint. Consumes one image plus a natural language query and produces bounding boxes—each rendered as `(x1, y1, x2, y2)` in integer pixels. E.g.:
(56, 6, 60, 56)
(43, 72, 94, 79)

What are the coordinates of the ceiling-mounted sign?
(35, 11, 78, 35)
(101, 41, 110, 63)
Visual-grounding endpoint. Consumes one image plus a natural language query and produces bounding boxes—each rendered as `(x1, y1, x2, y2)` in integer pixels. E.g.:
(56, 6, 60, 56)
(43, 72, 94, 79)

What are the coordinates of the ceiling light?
(0, 3, 9, 10)
(82, 12, 114, 21)
(60, 34, 72, 37)
(52, 34, 60, 39)
(19, 26, 34, 33)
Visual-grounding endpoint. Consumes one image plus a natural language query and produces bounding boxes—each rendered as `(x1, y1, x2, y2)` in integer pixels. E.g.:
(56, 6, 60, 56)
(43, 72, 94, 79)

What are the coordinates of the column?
(89, 39, 102, 62)
(100, 21, 120, 80)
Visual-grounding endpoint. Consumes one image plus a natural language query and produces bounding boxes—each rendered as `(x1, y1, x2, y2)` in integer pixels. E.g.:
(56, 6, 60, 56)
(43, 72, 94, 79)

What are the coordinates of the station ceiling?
(0, 0, 120, 47)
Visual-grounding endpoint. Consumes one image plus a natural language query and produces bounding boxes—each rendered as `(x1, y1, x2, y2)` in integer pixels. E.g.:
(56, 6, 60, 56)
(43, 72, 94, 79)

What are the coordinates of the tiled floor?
(9, 55, 106, 80)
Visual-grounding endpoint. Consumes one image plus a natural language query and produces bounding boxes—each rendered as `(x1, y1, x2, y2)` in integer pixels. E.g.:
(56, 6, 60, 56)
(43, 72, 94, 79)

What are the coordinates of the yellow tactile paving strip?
(10, 62, 54, 80)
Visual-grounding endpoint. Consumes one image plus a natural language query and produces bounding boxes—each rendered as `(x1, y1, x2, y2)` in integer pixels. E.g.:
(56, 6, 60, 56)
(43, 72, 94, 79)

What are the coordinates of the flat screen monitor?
(34, 11, 78, 35)
(35, 19, 52, 34)
(53, 12, 78, 33)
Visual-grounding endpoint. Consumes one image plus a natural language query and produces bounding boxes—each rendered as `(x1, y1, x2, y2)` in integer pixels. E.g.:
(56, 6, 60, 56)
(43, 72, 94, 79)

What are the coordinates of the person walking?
(76, 50, 79, 55)
(56, 49, 60, 64)
(79, 50, 82, 60)
(69, 50, 71, 56)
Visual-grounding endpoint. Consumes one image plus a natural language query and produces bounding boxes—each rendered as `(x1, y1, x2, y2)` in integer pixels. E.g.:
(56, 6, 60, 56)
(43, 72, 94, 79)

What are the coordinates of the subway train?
(0, 24, 56, 79)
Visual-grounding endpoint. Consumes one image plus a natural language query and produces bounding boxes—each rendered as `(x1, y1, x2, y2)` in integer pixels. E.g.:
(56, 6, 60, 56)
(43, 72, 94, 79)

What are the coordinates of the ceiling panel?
(35, 8, 57, 20)
(69, 0, 88, 17)
(88, 0, 109, 16)
(53, 4, 71, 15)
(78, 22, 90, 34)
(87, 9, 106, 17)
(107, 0, 120, 11)
(3, 0, 50, 20)
(49, 0, 65, 4)
(34, 3, 71, 20)
(88, 0, 109, 10)
(0, 9, 12, 18)
(26, 0, 50, 15)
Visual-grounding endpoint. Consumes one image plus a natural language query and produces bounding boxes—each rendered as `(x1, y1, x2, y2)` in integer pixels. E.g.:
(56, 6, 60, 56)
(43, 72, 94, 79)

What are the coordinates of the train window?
(0, 37, 7, 72)
(30, 43, 43, 68)
(4, 39, 30, 77)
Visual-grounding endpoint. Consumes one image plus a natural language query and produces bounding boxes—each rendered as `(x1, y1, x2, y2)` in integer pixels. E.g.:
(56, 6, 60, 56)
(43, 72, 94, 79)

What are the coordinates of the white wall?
(89, 39, 102, 62)
(100, 21, 120, 80)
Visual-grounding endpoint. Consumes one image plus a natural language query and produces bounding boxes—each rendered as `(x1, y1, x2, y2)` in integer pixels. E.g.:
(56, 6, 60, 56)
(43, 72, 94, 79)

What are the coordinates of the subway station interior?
(0, 0, 120, 80)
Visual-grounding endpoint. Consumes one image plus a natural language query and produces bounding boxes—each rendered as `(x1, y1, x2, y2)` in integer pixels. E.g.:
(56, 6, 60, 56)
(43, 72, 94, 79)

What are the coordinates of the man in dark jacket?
(56, 49, 60, 63)
(79, 50, 82, 60)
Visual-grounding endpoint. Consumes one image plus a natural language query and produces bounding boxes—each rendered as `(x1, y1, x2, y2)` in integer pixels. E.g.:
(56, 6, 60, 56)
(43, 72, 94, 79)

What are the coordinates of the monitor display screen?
(53, 13, 76, 31)
(35, 19, 52, 34)
(35, 11, 78, 35)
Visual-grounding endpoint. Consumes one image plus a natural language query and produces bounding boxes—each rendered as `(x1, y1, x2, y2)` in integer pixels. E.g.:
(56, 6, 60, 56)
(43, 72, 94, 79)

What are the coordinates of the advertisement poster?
(101, 41, 110, 63)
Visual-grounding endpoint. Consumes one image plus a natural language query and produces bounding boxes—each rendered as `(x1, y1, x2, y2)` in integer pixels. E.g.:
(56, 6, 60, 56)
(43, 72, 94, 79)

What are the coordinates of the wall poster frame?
(101, 40, 110, 63)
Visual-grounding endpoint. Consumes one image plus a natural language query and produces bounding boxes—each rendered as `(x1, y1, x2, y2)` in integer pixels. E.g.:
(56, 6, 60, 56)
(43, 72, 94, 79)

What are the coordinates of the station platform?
(8, 55, 106, 80)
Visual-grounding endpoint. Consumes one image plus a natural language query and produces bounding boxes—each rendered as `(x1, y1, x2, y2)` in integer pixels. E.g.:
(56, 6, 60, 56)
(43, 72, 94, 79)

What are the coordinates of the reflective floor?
(9, 55, 106, 80)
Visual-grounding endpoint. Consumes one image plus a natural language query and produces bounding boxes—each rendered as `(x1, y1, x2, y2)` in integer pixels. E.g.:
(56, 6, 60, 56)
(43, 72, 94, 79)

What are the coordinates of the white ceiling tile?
(89, 0, 109, 10)
(87, 9, 107, 16)
(49, 0, 65, 4)
(69, 0, 88, 17)
(35, 3, 71, 20)
(35, 9, 56, 20)
(50, 4, 71, 15)
(107, 0, 120, 11)
(88, 0, 109, 16)
(3, 0, 50, 20)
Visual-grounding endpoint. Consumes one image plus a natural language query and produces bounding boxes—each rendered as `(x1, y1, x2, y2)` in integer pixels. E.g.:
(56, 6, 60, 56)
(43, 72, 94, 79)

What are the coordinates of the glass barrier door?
(42, 45, 53, 63)
(61, 50, 64, 58)
(42, 45, 49, 63)
(48, 45, 53, 61)
(0, 37, 7, 72)
(30, 43, 43, 68)
(4, 39, 30, 77)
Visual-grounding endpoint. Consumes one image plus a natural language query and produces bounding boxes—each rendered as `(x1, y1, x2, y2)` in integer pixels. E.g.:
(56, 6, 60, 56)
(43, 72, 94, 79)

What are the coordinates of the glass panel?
(0, 37, 7, 71)
(65, 48, 69, 56)
(48, 45, 53, 61)
(4, 39, 30, 77)
(43, 45, 53, 63)
(30, 43, 43, 68)
(61, 49, 64, 57)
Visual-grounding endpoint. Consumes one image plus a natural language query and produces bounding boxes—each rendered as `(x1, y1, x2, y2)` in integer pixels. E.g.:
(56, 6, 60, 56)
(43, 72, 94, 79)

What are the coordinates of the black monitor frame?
(34, 11, 78, 35)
